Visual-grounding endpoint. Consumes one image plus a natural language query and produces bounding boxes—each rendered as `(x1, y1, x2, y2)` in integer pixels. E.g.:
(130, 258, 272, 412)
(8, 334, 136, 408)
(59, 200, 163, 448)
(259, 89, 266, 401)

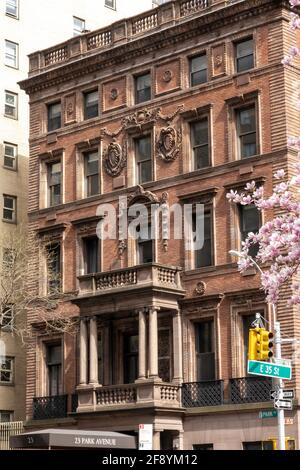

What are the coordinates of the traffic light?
(248, 328, 259, 360)
(257, 328, 274, 361)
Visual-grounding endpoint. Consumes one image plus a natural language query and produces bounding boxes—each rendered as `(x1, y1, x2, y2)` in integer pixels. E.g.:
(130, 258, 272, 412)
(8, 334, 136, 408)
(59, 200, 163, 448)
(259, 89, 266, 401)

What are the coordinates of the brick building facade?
(20, 0, 300, 450)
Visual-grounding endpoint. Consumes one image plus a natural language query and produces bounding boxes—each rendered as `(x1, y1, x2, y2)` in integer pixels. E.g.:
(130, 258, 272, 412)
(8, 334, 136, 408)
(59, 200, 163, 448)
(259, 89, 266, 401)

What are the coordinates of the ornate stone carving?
(118, 239, 127, 257)
(122, 107, 161, 128)
(195, 281, 207, 296)
(64, 93, 76, 124)
(104, 141, 127, 177)
(162, 70, 173, 82)
(157, 126, 182, 162)
(110, 88, 119, 100)
(128, 185, 159, 205)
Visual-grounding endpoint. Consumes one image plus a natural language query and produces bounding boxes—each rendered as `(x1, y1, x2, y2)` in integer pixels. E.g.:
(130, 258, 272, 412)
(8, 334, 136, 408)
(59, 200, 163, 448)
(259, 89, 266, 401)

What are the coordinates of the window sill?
(5, 64, 19, 70)
(184, 266, 216, 275)
(2, 219, 17, 225)
(3, 165, 17, 172)
(0, 382, 14, 387)
(4, 114, 18, 121)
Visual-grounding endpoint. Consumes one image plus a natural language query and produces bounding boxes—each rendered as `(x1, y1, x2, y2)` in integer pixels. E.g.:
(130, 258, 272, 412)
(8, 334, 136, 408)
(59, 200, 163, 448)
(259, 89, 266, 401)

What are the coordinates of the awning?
(10, 428, 137, 449)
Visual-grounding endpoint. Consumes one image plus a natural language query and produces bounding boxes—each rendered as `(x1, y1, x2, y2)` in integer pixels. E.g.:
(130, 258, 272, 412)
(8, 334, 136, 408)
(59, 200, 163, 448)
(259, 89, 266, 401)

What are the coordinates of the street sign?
(274, 399, 293, 410)
(248, 360, 292, 380)
(139, 424, 153, 450)
(270, 389, 294, 400)
(259, 410, 278, 419)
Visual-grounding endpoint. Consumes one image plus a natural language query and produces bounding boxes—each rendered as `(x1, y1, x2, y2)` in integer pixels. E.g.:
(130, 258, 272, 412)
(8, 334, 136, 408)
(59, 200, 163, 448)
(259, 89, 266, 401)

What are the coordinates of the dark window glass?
(138, 225, 153, 264)
(84, 90, 99, 120)
(239, 204, 260, 257)
(191, 118, 210, 169)
(47, 244, 61, 293)
(124, 334, 138, 384)
(46, 344, 62, 396)
(236, 38, 254, 73)
(83, 237, 99, 274)
(158, 329, 171, 382)
(190, 54, 207, 86)
(237, 106, 257, 158)
(193, 211, 213, 268)
(135, 73, 151, 104)
(48, 161, 61, 207)
(136, 135, 152, 184)
(4, 91, 17, 119)
(48, 102, 61, 132)
(3, 195, 16, 222)
(0, 357, 13, 383)
(193, 444, 214, 450)
(195, 321, 215, 381)
(243, 441, 275, 451)
(85, 152, 99, 196)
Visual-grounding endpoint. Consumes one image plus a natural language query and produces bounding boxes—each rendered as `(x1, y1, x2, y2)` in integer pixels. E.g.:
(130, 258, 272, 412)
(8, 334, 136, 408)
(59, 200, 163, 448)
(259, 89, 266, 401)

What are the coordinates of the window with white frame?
(3, 195, 17, 223)
(190, 118, 210, 170)
(47, 161, 62, 207)
(135, 135, 152, 184)
(5, 40, 18, 68)
(85, 151, 99, 197)
(0, 357, 14, 384)
(105, 0, 116, 9)
(4, 91, 18, 119)
(73, 16, 85, 36)
(5, 0, 18, 18)
(3, 143, 17, 170)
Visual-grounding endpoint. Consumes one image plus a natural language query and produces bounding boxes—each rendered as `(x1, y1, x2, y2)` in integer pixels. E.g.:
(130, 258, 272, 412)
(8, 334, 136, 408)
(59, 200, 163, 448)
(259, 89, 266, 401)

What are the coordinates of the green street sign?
(248, 360, 292, 380)
(259, 410, 278, 419)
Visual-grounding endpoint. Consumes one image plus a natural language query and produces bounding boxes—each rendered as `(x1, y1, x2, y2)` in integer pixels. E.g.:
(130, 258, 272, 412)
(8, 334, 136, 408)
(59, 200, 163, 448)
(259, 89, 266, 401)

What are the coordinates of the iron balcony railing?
(33, 395, 68, 420)
(229, 376, 272, 404)
(182, 380, 224, 407)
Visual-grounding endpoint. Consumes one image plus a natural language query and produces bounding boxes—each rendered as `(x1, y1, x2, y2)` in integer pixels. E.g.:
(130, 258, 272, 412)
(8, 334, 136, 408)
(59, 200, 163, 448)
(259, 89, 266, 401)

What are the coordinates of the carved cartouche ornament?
(104, 142, 126, 177)
(157, 126, 181, 162)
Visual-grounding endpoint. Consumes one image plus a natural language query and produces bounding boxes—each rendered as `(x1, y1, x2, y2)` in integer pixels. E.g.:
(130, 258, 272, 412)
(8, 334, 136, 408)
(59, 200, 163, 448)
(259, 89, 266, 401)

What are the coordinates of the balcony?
(182, 377, 272, 408)
(77, 263, 184, 299)
(229, 376, 272, 404)
(182, 381, 224, 407)
(33, 395, 68, 420)
(77, 381, 181, 413)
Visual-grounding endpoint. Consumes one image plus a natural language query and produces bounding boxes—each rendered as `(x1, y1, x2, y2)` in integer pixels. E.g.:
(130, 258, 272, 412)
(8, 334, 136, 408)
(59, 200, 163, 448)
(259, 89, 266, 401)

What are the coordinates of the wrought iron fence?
(182, 381, 224, 407)
(229, 376, 272, 404)
(0, 421, 24, 450)
(33, 395, 68, 420)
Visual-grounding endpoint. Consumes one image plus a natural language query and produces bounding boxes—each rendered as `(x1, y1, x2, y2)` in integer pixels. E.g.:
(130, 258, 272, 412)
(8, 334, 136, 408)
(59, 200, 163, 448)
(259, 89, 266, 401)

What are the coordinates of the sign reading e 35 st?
(248, 360, 292, 380)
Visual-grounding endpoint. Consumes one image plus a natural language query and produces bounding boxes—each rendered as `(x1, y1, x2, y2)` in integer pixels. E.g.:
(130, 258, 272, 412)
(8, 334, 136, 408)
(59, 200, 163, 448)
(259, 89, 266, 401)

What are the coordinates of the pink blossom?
(274, 169, 286, 179)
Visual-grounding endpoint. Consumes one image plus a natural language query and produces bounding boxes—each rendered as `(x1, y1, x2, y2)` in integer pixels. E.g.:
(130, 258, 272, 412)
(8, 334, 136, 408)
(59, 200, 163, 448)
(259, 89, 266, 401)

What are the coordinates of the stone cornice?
(19, 0, 290, 94)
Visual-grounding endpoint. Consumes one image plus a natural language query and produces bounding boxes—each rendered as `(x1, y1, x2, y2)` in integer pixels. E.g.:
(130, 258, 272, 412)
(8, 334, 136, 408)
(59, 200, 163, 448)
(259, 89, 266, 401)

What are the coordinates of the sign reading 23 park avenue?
(247, 360, 292, 380)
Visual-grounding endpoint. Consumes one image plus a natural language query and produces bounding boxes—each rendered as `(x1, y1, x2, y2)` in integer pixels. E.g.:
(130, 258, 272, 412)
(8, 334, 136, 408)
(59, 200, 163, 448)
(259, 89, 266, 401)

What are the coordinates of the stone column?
(149, 307, 159, 379)
(153, 431, 161, 450)
(172, 310, 183, 383)
(79, 318, 88, 385)
(138, 309, 147, 380)
(89, 316, 99, 385)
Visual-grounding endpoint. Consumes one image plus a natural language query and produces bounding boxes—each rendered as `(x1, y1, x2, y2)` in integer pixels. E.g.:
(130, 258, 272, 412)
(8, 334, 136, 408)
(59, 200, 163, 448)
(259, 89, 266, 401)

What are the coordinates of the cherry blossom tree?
(227, 0, 300, 307)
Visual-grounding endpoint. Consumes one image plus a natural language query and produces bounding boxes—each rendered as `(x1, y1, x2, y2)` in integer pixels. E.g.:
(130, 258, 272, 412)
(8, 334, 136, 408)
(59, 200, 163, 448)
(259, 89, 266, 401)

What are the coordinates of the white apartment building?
(0, 0, 156, 425)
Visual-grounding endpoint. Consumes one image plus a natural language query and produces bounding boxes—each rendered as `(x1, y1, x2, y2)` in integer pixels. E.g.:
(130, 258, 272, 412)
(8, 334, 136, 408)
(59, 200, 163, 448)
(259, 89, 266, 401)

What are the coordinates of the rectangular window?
(48, 161, 61, 207)
(190, 54, 207, 86)
(46, 243, 61, 294)
(84, 90, 99, 120)
(192, 210, 213, 268)
(135, 135, 152, 184)
(83, 237, 99, 274)
(0, 305, 14, 331)
(85, 152, 99, 197)
(236, 38, 254, 73)
(158, 329, 171, 382)
(5, 0, 18, 17)
(73, 16, 85, 36)
(191, 118, 210, 170)
(0, 357, 14, 384)
(5, 40, 18, 68)
(237, 105, 257, 158)
(46, 344, 62, 396)
(238, 204, 260, 257)
(3, 143, 17, 170)
(123, 334, 138, 384)
(193, 444, 214, 450)
(135, 73, 151, 104)
(138, 225, 153, 264)
(47, 102, 61, 132)
(243, 441, 275, 451)
(3, 195, 16, 222)
(105, 0, 116, 10)
(0, 411, 13, 423)
(195, 321, 215, 381)
(4, 91, 17, 119)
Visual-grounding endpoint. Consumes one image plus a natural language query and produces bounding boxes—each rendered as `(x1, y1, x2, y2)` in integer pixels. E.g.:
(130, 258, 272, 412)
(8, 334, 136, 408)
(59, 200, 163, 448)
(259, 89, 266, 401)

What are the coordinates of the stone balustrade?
(28, 0, 232, 75)
(77, 381, 181, 412)
(78, 263, 182, 296)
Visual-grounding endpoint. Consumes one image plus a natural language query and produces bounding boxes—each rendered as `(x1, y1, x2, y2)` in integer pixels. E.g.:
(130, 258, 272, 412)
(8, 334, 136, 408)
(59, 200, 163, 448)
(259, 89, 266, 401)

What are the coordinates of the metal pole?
(274, 315, 285, 451)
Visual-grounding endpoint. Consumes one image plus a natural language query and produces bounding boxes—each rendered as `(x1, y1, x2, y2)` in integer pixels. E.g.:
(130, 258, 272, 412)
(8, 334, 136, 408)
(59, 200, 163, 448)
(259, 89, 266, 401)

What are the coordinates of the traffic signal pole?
(274, 318, 286, 451)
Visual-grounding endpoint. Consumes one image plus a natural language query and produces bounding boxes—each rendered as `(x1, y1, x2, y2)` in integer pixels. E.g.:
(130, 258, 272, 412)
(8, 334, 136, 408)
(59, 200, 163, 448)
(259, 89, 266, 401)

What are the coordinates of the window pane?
(239, 107, 256, 134)
(196, 322, 215, 381)
(136, 74, 151, 103)
(140, 160, 152, 184)
(84, 91, 98, 119)
(4, 196, 14, 209)
(190, 55, 207, 86)
(240, 205, 260, 235)
(48, 102, 61, 131)
(236, 39, 254, 73)
(84, 237, 99, 274)
(194, 212, 212, 267)
(240, 133, 257, 158)
(139, 239, 153, 263)
(5, 41, 18, 67)
(73, 16, 85, 36)
(136, 136, 151, 161)
(6, 0, 18, 16)
(192, 120, 208, 146)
